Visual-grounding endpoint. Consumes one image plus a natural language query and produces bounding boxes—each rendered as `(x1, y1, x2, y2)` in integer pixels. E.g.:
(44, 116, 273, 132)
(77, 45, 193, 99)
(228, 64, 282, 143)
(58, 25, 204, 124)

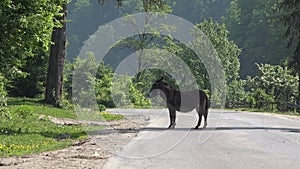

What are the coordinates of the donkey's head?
(149, 77, 166, 98)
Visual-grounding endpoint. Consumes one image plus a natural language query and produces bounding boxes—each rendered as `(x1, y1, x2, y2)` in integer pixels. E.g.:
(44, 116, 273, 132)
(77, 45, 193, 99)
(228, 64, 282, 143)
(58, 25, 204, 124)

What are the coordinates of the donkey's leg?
(168, 107, 176, 129)
(168, 107, 172, 128)
(195, 106, 203, 129)
(203, 107, 208, 128)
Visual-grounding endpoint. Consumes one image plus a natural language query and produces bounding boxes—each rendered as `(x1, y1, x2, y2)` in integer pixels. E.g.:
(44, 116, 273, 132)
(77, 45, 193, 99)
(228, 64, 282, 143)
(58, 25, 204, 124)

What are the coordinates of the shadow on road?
(88, 128, 141, 136)
(85, 126, 300, 136)
(141, 127, 300, 133)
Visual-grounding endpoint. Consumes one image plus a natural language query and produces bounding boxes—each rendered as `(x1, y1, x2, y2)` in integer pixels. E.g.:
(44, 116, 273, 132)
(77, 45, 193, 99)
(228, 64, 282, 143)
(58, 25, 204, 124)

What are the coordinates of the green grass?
(7, 97, 77, 119)
(0, 97, 124, 157)
(100, 111, 124, 121)
(230, 107, 300, 116)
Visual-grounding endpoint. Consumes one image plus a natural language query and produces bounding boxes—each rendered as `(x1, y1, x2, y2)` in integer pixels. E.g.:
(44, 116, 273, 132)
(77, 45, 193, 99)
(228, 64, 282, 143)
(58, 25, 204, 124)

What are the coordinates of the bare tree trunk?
(295, 38, 300, 112)
(45, 4, 67, 105)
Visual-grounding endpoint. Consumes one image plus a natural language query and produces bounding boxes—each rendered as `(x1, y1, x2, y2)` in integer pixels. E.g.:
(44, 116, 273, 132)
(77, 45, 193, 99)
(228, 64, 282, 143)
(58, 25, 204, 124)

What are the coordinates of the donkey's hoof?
(194, 126, 199, 130)
(168, 123, 176, 129)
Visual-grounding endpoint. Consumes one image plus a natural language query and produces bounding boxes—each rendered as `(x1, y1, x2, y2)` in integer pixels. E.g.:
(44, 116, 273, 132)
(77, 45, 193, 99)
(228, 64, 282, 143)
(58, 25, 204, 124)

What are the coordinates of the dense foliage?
(227, 63, 298, 111)
(0, 74, 7, 109)
(224, 0, 293, 77)
(0, 0, 299, 113)
(4, 0, 300, 159)
(68, 53, 151, 109)
(277, 0, 300, 107)
(196, 18, 241, 82)
(0, 0, 68, 99)
(0, 0, 56, 76)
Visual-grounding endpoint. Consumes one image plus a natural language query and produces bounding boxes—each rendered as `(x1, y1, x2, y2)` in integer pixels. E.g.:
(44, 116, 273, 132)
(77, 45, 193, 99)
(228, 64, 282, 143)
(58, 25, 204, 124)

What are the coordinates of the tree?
(193, 18, 241, 102)
(0, 0, 60, 81)
(45, 2, 68, 105)
(173, 0, 231, 23)
(99, 1, 240, 93)
(196, 18, 241, 82)
(0, 0, 69, 100)
(100, 0, 174, 86)
(9, 53, 48, 97)
(244, 63, 298, 111)
(225, 0, 293, 78)
(278, 0, 300, 108)
(116, 0, 172, 81)
(0, 73, 7, 109)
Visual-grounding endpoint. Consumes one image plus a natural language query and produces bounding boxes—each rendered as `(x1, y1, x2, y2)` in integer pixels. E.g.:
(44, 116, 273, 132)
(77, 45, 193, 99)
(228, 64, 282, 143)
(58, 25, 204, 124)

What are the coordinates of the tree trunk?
(296, 37, 300, 112)
(297, 72, 300, 111)
(45, 4, 67, 105)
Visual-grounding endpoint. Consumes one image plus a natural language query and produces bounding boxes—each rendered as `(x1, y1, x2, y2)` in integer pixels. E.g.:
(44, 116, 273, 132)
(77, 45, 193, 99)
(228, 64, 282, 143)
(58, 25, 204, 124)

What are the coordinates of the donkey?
(149, 77, 209, 129)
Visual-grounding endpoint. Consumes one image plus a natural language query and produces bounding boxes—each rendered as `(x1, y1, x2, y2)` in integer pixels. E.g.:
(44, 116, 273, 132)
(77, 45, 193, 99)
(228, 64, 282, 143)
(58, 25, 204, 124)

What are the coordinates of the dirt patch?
(0, 115, 150, 169)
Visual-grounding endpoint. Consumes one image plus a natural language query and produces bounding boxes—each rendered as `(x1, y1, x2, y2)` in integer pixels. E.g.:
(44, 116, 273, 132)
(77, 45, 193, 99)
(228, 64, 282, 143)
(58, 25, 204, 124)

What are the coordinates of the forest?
(1, 0, 300, 113)
(1, 0, 300, 158)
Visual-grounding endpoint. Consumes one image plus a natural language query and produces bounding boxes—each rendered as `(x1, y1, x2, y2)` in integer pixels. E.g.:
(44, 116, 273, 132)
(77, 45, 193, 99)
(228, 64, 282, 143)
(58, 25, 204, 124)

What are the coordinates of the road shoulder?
(0, 115, 149, 169)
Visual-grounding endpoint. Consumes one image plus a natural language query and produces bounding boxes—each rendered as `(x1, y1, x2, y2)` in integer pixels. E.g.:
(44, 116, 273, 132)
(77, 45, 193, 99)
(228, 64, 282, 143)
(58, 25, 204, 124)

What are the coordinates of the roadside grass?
(0, 97, 124, 157)
(100, 111, 124, 121)
(230, 107, 300, 116)
(7, 97, 77, 119)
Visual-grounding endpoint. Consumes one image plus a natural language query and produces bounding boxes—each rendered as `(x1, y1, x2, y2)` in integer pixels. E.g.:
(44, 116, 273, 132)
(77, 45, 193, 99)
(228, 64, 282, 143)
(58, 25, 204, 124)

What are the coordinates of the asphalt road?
(103, 109, 300, 169)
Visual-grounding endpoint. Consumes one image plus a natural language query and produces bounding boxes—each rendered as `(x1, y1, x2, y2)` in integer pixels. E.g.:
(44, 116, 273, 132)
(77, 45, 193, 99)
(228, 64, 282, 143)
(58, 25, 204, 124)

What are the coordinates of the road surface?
(103, 109, 300, 169)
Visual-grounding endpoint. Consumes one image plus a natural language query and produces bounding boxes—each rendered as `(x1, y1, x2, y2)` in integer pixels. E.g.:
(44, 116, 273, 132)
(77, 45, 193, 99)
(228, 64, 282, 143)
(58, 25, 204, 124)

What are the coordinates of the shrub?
(13, 105, 34, 119)
(56, 98, 73, 110)
(98, 104, 106, 112)
(129, 81, 150, 108)
(0, 74, 7, 108)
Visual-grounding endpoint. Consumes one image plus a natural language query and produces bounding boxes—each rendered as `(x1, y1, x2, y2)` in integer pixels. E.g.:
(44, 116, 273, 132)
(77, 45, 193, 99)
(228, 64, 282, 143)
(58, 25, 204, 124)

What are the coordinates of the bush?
(129, 81, 150, 108)
(95, 62, 114, 108)
(13, 105, 34, 119)
(8, 54, 48, 98)
(98, 104, 106, 112)
(56, 98, 73, 110)
(111, 76, 151, 108)
(226, 79, 245, 107)
(71, 53, 98, 108)
(67, 54, 151, 109)
(111, 76, 132, 107)
(252, 88, 273, 108)
(0, 74, 7, 108)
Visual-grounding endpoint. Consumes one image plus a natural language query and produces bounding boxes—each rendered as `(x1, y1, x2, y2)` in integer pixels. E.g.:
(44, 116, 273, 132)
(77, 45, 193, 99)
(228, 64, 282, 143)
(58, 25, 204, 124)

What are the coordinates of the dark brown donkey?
(149, 77, 209, 129)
